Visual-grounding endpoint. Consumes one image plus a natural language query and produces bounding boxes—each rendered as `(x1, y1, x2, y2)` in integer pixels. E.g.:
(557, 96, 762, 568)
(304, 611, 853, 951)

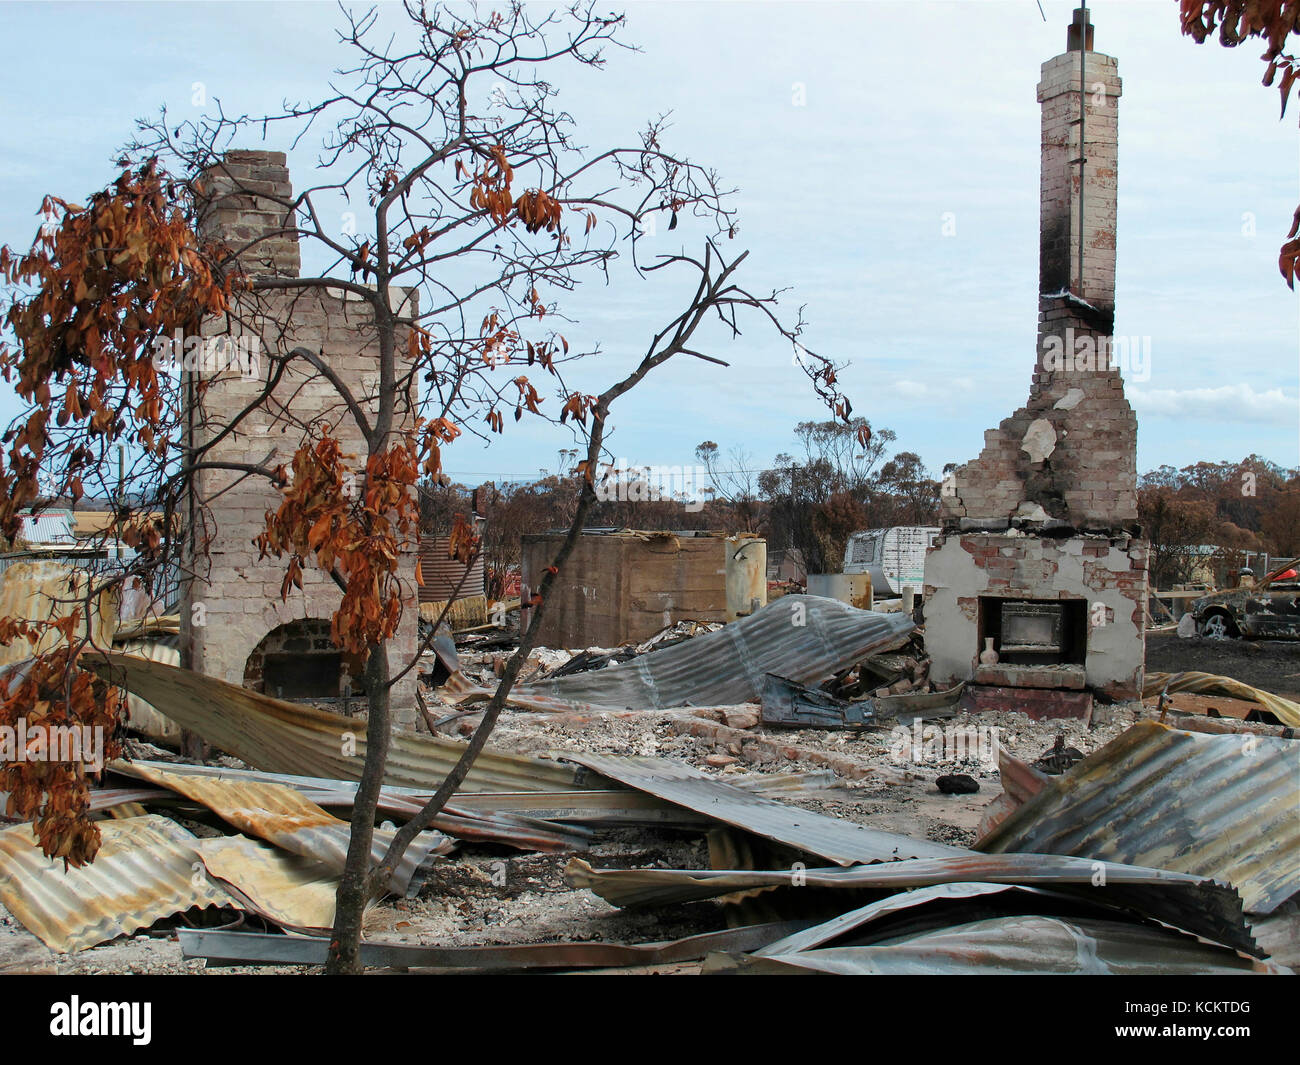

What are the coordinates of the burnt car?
(1191, 560, 1300, 639)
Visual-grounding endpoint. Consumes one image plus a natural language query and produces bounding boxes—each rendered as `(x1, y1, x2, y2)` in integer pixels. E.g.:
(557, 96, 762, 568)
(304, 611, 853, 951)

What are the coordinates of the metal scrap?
(0, 560, 117, 669)
(702, 882, 1289, 974)
(84, 650, 588, 792)
(110, 759, 593, 853)
(560, 752, 967, 864)
(118, 762, 452, 896)
(564, 851, 1259, 957)
(979, 720, 1300, 914)
(177, 920, 812, 970)
(708, 919, 1284, 975)
(444, 595, 915, 712)
(197, 837, 341, 933)
(759, 672, 963, 729)
(0, 815, 230, 953)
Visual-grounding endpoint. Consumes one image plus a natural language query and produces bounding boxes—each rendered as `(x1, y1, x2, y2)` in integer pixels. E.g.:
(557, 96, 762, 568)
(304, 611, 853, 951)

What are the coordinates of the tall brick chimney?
(1038, 5, 1119, 319)
(183, 150, 421, 727)
(923, 9, 1147, 707)
(940, 6, 1136, 533)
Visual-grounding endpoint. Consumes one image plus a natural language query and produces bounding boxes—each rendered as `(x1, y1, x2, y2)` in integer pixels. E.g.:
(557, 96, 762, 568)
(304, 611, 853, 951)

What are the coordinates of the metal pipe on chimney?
(1078, 12, 1086, 300)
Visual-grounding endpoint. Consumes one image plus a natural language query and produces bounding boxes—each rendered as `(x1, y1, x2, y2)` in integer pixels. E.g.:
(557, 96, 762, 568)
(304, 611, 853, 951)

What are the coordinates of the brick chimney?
(940, 6, 1136, 532)
(924, 8, 1147, 706)
(183, 151, 423, 729)
(196, 149, 301, 278)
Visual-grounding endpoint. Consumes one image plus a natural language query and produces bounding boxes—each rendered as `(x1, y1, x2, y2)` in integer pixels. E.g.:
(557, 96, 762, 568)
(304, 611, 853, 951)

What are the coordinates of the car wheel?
(1199, 613, 1236, 640)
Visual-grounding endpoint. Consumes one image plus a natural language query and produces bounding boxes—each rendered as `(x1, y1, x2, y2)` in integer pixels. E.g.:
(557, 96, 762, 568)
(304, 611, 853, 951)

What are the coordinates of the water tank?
(725, 536, 767, 620)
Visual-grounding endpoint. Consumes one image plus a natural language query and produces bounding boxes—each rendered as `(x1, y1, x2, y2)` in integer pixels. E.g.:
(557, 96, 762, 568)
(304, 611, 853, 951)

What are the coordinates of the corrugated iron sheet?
(84, 650, 588, 793)
(16, 512, 75, 546)
(197, 836, 340, 933)
(977, 747, 1049, 838)
(561, 752, 966, 864)
(1144, 671, 1300, 727)
(705, 881, 1289, 974)
(0, 815, 230, 953)
(710, 915, 1285, 975)
(115, 638, 183, 744)
(179, 920, 812, 970)
(0, 561, 117, 668)
(418, 537, 484, 604)
(112, 759, 592, 853)
(564, 852, 1258, 956)
(445, 595, 915, 712)
(120, 762, 451, 896)
(978, 720, 1300, 914)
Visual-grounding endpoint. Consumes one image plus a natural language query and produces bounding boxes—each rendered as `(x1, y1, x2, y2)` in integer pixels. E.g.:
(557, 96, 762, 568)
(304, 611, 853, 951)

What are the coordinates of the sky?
(1, 0, 1297, 488)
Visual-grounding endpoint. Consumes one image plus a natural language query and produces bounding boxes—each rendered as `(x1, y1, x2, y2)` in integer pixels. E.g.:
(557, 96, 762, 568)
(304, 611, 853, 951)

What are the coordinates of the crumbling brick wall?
(924, 533, 1147, 698)
(181, 150, 420, 728)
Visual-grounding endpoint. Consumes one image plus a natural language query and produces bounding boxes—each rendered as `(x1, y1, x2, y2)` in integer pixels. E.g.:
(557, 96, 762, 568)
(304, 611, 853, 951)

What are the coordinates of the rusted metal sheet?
(2, 784, 175, 822)
(84, 650, 588, 793)
(448, 595, 915, 712)
(564, 852, 1258, 956)
(708, 917, 1286, 975)
(0, 815, 231, 953)
(561, 752, 966, 864)
(1143, 671, 1300, 728)
(979, 720, 1300, 914)
(112, 759, 592, 853)
(119, 762, 451, 896)
(418, 537, 485, 605)
(178, 920, 812, 970)
(0, 561, 117, 668)
(197, 837, 339, 933)
(976, 747, 1049, 838)
(701, 881, 1289, 974)
(115, 638, 183, 744)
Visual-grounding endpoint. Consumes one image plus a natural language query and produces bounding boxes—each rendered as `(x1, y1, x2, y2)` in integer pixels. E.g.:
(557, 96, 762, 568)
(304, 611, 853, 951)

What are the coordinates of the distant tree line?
(1138, 457, 1300, 589)
(421, 417, 944, 586)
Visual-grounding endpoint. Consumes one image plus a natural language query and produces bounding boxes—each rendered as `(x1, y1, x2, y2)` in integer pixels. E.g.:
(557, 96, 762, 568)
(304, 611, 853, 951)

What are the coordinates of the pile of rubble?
(1, 596, 1296, 975)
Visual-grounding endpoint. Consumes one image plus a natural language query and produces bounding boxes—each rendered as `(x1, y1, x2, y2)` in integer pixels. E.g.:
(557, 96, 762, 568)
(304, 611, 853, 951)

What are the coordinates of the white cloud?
(1129, 383, 1299, 425)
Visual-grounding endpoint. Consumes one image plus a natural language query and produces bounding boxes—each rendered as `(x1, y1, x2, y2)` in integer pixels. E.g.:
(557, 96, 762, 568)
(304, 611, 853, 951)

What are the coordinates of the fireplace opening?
(263, 651, 343, 699)
(243, 618, 364, 701)
(979, 597, 1087, 666)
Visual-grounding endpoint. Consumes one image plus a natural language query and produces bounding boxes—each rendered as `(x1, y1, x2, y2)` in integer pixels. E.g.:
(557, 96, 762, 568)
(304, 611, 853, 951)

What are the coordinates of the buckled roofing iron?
(978, 720, 1300, 914)
(446, 595, 915, 712)
(565, 851, 1259, 956)
(197, 836, 340, 933)
(699, 882, 1290, 975)
(120, 762, 452, 896)
(84, 650, 588, 793)
(111, 759, 593, 853)
(560, 752, 967, 864)
(0, 815, 231, 953)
